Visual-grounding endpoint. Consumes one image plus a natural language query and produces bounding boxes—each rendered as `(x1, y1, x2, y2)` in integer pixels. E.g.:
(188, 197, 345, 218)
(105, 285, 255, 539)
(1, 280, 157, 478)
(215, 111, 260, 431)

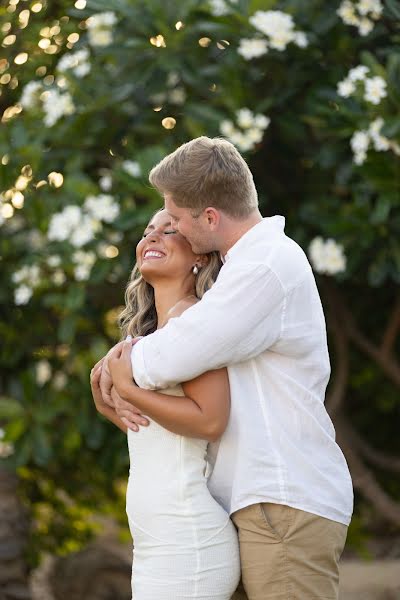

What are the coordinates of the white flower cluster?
(121, 160, 142, 178)
(350, 118, 400, 165)
(47, 195, 119, 248)
(86, 11, 117, 47)
(209, 0, 238, 17)
(220, 108, 270, 152)
(57, 48, 91, 78)
(19, 81, 42, 109)
(337, 0, 383, 36)
(308, 237, 346, 275)
(239, 10, 308, 60)
(42, 89, 75, 127)
(12, 264, 41, 305)
(72, 249, 96, 281)
(19, 82, 75, 126)
(337, 65, 387, 105)
(0, 429, 14, 459)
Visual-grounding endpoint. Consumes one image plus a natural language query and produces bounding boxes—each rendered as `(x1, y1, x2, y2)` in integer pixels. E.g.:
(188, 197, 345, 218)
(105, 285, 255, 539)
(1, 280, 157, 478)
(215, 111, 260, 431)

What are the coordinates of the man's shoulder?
(225, 232, 314, 292)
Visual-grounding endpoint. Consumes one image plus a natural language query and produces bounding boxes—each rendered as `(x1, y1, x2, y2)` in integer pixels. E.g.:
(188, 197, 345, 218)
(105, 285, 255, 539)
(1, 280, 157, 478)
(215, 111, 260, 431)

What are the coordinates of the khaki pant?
(230, 502, 347, 600)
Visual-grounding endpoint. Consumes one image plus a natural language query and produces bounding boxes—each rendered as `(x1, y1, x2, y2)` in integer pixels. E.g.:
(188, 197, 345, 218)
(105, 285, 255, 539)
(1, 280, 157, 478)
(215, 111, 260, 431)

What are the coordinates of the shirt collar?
(223, 215, 285, 263)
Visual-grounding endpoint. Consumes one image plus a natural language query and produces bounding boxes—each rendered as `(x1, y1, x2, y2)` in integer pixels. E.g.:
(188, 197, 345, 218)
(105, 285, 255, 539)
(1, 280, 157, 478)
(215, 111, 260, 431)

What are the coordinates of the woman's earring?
(193, 265, 199, 275)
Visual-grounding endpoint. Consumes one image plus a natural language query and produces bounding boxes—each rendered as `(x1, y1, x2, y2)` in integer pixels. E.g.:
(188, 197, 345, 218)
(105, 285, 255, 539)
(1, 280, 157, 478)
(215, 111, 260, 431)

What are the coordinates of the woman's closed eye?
(142, 229, 177, 238)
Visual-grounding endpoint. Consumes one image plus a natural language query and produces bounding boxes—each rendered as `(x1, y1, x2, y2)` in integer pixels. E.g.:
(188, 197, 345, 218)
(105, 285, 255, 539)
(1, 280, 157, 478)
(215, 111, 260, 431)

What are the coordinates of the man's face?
(164, 194, 216, 254)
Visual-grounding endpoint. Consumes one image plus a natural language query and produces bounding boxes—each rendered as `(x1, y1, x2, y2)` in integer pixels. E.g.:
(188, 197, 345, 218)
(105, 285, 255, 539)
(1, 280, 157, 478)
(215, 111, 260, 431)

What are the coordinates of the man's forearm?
(131, 263, 284, 389)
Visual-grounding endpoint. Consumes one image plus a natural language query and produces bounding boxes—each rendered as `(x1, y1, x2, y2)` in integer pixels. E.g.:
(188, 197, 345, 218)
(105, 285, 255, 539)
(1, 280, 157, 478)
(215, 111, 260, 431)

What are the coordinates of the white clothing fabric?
(131, 216, 354, 526)
(126, 383, 240, 600)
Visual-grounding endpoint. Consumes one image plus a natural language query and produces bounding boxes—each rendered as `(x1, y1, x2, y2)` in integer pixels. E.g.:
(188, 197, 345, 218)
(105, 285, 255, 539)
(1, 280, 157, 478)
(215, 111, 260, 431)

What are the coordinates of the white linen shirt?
(130, 216, 354, 526)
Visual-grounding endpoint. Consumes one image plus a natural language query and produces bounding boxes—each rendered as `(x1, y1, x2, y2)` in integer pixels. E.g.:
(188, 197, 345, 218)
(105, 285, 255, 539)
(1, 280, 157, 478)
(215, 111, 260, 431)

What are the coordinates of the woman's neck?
(152, 282, 196, 329)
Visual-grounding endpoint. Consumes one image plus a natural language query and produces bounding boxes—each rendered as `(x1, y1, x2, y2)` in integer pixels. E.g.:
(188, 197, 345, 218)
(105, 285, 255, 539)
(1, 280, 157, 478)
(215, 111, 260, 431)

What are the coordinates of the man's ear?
(204, 207, 220, 229)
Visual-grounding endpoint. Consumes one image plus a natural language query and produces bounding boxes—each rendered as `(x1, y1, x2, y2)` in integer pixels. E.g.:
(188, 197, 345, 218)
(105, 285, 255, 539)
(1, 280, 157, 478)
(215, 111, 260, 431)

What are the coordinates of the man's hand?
(111, 384, 150, 432)
(90, 357, 113, 416)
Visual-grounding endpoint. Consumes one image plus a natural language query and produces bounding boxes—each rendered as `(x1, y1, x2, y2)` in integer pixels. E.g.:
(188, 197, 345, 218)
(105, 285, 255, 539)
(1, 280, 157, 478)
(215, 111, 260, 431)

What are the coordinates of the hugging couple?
(90, 136, 353, 600)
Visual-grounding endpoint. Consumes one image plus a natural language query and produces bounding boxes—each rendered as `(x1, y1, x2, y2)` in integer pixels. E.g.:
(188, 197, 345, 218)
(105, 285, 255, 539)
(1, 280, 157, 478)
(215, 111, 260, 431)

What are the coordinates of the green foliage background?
(0, 0, 399, 564)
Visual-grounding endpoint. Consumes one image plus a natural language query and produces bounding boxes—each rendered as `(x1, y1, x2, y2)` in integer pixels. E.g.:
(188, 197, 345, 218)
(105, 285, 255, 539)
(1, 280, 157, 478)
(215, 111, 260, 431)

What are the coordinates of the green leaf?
(0, 396, 24, 419)
(385, 0, 400, 19)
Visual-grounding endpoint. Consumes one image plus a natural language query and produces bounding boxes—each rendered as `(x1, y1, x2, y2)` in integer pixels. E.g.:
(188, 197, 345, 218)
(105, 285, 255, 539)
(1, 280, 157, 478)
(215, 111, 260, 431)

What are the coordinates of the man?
(99, 136, 353, 599)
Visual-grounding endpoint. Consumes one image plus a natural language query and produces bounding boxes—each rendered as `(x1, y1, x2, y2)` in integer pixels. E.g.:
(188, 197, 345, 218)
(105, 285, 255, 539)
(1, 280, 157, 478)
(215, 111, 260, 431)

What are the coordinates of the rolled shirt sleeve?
(131, 262, 285, 390)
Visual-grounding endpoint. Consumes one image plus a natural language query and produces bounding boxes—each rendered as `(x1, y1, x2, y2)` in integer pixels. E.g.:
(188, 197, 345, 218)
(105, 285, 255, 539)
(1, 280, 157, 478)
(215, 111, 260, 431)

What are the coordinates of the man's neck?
(219, 210, 263, 257)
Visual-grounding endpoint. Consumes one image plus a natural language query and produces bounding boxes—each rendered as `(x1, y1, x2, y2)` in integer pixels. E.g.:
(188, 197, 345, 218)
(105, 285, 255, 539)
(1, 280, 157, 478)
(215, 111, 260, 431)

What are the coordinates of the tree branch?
(381, 294, 400, 357)
(335, 416, 400, 526)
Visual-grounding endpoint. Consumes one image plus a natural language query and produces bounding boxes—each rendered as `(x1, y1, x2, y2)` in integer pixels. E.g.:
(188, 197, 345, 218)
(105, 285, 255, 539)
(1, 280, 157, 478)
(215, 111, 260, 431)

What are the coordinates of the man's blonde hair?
(148, 136, 258, 219)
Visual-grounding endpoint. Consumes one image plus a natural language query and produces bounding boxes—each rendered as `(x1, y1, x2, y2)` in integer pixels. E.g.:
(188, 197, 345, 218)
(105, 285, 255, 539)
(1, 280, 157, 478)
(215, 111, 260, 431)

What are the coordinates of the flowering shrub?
(0, 0, 399, 556)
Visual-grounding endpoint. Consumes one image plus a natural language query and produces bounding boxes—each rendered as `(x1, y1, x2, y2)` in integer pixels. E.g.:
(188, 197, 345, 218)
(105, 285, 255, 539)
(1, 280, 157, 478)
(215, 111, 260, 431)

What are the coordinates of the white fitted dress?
(126, 384, 240, 600)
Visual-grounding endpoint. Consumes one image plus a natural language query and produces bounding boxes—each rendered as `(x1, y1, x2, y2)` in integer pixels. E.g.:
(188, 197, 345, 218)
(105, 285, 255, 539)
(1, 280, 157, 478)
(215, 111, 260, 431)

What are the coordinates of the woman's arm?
(113, 363, 229, 442)
(108, 299, 230, 441)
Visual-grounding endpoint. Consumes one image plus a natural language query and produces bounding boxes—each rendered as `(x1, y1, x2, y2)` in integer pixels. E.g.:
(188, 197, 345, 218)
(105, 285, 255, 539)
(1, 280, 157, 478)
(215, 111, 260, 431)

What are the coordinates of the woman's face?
(136, 209, 201, 283)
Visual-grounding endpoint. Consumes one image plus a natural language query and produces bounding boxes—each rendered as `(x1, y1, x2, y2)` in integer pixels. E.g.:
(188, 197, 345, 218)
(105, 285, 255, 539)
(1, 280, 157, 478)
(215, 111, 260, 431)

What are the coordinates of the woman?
(90, 209, 240, 600)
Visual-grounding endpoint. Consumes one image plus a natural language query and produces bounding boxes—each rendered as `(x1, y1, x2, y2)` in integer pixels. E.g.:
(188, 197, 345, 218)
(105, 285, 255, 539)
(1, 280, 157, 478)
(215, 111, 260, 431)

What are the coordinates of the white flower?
(0, 439, 14, 458)
(168, 87, 186, 105)
(249, 10, 307, 52)
(337, 1, 360, 25)
(99, 174, 112, 191)
(57, 48, 91, 78)
(84, 194, 120, 223)
(253, 114, 270, 129)
(238, 38, 268, 60)
(357, 0, 383, 16)
(368, 117, 390, 151)
(337, 79, 356, 97)
(88, 29, 113, 46)
(12, 264, 41, 286)
(121, 160, 141, 178)
(209, 0, 238, 16)
(351, 130, 370, 153)
(70, 215, 100, 247)
(308, 237, 346, 275)
(351, 130, 370, 164)
(36, 359, 52, 386)
(42, 89, 75, 127)
(52, 269, 66, 285)
(236, 108, 255, 129)
(293, 31, 308, 47)
(14, 285, 33, 305)
(20, 81, 42, 109)
(220, 109, 270, 151)
(86, 11, 117, 47)
(53, 371, 67, 390)
(46, 255, 62, 267)
(337, 0, 382, 33)
(220, 120, 235, 136)
(48, 205, 83, 242)
(348, 65, 369, 81)
(364, 76, 387, 104)
(358, 17, 374, 35)
(72, 249, 96, 279)
(166, 71, 180, 87)
(87, 11, 117, 28)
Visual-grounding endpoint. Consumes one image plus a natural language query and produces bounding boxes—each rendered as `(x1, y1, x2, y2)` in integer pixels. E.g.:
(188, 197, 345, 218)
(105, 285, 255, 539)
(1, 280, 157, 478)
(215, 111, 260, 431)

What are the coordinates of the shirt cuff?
(131, 338, 153, 390)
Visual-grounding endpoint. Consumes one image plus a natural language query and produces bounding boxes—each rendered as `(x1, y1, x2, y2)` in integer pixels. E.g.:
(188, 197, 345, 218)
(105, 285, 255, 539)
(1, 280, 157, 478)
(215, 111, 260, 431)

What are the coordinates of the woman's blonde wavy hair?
(118, 211, 222, 340)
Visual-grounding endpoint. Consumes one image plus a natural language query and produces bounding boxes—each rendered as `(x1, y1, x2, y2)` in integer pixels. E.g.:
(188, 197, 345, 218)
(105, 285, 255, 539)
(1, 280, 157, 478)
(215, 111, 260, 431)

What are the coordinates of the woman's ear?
(197, 254, 210, 268)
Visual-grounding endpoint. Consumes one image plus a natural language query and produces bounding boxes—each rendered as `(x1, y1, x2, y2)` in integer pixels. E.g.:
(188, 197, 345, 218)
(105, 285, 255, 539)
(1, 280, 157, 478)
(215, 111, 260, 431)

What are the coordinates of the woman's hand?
(90, 357, 110, 416)
(108, 339, 136, 399)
